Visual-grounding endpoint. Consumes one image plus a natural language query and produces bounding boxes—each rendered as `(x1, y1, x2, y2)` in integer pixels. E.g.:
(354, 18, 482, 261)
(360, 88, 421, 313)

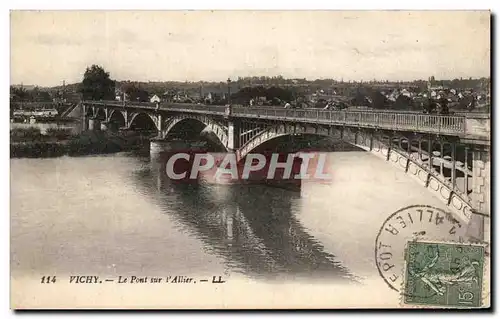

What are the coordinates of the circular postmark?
(375, 205, 467, 292)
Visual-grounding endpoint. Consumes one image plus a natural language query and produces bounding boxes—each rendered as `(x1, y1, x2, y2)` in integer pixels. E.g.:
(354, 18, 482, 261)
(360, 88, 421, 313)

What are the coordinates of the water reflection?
(130, 156, 356, 283)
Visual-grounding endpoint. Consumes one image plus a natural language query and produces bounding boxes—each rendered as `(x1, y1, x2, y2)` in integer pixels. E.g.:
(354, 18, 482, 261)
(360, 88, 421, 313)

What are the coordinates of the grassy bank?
(10, 128, 153, 158)
(10, 127, 74, 142)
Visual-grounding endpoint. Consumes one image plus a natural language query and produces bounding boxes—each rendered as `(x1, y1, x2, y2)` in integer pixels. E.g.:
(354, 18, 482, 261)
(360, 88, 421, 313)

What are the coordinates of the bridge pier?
(227, 120, 240, 152)
(157, 113, 163, 138)
(467, 147, 490, 243)
(89, 118, 101, 131)
(100, 121, 109, 131)
(81, 105, 89, 132)
(81, 117, 89, 131)
(150, 138, 201, 163)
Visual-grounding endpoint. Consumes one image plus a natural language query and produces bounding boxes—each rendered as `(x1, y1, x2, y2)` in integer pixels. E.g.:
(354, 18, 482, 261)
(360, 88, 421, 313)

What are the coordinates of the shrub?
(10, 127, 42, 142)
(45, 127, 74, 140)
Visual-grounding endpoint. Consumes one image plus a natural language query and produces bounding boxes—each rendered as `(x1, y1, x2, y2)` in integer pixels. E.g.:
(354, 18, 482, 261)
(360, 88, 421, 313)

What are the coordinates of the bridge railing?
(171, 104, 225, 113)
(84, 101, 467, 135)
(231, 106, 466, 135)
(86, 101, 227, 113)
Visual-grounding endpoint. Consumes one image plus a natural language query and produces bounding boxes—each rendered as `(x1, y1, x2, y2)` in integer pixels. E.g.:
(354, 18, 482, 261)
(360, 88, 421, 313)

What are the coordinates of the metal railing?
(83, 101, 467, 135)
(230, 106, 466, 135)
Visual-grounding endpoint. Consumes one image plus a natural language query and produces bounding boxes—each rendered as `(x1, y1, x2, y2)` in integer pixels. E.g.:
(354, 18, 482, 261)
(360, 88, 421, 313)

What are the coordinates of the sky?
(10, 10, 490, 87)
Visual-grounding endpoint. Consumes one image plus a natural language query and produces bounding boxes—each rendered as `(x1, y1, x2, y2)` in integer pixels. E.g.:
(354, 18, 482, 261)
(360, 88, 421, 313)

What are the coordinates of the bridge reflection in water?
(130, 156, 357, 283)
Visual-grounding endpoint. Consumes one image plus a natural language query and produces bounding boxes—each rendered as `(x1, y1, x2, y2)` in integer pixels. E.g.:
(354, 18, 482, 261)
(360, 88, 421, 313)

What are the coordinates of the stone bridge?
(82, 101, 490, 242)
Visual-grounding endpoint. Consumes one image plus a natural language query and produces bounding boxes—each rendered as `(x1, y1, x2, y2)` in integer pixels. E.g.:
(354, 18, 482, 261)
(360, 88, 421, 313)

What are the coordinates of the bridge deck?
(83, 101, 490, 140)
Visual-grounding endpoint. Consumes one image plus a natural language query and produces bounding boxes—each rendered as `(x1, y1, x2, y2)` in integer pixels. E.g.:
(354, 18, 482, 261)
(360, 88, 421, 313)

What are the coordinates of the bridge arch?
(94, 107, 107, 121)
(162, 114, 228, 149)
(85, 105, 95, 117)
(237, 123, 473, 224)
(107, 109, 126, 129)
(128, 112, 159, 131)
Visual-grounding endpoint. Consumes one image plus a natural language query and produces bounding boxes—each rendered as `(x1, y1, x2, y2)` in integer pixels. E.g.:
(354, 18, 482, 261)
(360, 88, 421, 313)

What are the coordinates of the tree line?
(19, 64, 486, 112)
(10, 86, 53, 102)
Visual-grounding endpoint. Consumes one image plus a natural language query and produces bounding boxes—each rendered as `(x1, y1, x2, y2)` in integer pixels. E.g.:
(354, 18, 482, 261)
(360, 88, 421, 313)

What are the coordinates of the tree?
(315, 98, 328, 109)
(369, 90, 388, 109)
(123, 84, 150, 102)
(80, 65, 115, 100)
(393, 95, 415, 110)
(34, 90, 52, 102)
(10, 86, 30, 102)
(350, 91, 371, 107)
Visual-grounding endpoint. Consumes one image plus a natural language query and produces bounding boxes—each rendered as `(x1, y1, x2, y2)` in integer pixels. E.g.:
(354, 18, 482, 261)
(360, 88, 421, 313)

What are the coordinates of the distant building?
(14, 108, 58, 118)
(173, 93, 188, 102)
(150, 95, 161, 103)
(400, 88, 411, 98)
(115, 88, 126, 101)
(37, 109, 59, 117)
(205, 92, 224, 103)
(188, 92, 202, 101)
(255, 96, 267, 106)
(429, 85, 446, 91)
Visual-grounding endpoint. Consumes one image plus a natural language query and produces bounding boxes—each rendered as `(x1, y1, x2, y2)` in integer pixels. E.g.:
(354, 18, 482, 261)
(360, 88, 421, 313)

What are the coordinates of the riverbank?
(11, 128, 153, 158)
(11, 116, 77, 124)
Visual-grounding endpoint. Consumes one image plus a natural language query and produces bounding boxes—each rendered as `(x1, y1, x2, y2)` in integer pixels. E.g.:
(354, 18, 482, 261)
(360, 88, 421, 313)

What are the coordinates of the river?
(11, 150, 456, 286)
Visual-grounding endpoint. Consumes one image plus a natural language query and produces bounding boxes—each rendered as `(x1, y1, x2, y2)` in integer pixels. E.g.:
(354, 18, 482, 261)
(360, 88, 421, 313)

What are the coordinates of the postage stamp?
(402, 240, 485, 308)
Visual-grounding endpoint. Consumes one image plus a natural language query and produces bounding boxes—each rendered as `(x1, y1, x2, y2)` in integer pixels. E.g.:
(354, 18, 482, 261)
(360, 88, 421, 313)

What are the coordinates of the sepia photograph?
(9, 10, 491, 309)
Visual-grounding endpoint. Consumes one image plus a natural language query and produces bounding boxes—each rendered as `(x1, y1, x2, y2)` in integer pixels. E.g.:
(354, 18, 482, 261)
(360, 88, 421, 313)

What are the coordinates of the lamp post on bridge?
(227, 78, 232, 105)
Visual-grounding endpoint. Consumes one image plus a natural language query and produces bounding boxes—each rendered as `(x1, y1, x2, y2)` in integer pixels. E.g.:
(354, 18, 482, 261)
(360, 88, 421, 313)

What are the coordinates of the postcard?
(10, 10, 491, 309)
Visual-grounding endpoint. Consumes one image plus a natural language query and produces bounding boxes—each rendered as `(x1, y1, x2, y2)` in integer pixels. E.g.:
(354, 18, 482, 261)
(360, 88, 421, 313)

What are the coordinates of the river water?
(11, 150, 454, 286)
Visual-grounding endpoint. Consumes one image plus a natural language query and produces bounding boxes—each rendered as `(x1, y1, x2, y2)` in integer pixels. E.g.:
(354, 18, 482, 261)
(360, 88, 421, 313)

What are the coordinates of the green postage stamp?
(403, 241, 485, 308)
